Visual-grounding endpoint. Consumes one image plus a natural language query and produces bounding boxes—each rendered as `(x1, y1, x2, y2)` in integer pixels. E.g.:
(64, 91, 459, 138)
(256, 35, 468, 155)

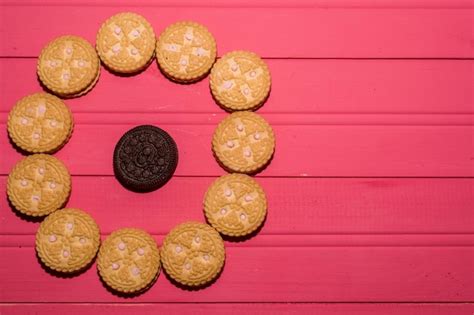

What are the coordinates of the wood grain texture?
(1, 177, 473, 236)
(1, 0, 473, 312)
(0, 5, 472, 58)
(1, 59, 473, 115)
(2, 123, 473, 177)
(1, 247, 473, 302)
(2, 0, 474, 8)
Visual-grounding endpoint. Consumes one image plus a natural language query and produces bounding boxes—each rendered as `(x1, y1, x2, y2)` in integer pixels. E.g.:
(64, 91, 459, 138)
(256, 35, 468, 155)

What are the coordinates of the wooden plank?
(1, 0, 473, 308)
(1, 246, 473, 302)
(1, 177, 473, 236)
(1, 59, 473, 115)
(3, 234, 474, 248)
(1, 303, 474, 315)
(2, 0, 474, 8)
(0, 6, 472, 58)
(1, 123, 473, 177)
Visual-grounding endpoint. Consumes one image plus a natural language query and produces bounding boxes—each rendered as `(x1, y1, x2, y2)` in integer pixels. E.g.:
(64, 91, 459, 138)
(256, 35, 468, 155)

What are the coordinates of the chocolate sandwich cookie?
(113, 125, 178, 192)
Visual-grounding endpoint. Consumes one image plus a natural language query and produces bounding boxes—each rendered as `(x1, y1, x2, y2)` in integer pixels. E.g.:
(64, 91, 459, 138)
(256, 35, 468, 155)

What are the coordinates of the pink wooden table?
(1, 0, 473, 314)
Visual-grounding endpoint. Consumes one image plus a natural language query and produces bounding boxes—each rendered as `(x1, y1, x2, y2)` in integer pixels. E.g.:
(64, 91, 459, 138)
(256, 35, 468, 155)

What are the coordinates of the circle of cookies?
(37, 35, 100, 97)
(156, 21, 217, 83)
(36, 208, 100, 273)
(161, 222, 225, 287)
(212, 111, 275, 174)
(210, 51, 271, 111)
(97, 228, 160, 294)
(7, 15, 276, 294)
(204, 174, 267, 237)
(7, 92, 73, 153)
(7, 154, 71, 217)
(96, 12, 156, 74)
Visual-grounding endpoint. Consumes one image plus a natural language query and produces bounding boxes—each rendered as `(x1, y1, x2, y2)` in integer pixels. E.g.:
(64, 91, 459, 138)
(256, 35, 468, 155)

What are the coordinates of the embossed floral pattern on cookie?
(204, 174, 267, 237)
(97, 228, 160, 293)
(37, 35, 100, 97)
(161, 222, 225, 287)
(212, 111, 275, 174)
(7, 92, 73, 153)
(36, 208, 100, 273)
(7, 154, 71, 217)
(156, 21, 217, 82)
(96, 12, 156, 73)
(210, 51, 271, 111)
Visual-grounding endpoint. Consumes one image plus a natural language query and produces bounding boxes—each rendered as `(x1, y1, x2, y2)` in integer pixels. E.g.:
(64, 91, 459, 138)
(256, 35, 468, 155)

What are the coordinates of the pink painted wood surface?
(0, 3, 473, 58)
(2, 303, 474, 315)
(1, 247, 473, 302)
(1, 59, 473, 115)
(1, 0, 473, 314)
(1, 177, 474, 235)
(2, 123, 473, 177)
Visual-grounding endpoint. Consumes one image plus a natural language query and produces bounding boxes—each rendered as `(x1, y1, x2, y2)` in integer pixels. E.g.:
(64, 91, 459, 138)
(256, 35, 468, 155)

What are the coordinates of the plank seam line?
(3, 122, 471, 126)
(3, 233, 474, 236)
(1, 302, 474, 305)
(2, 111, 473, 115)
(2, 174, 474, 179)
(1, 3, 474, 11)
(3, 234, 474, 247)
(5, 245, 473, 248)
(2, 113, 473, 126)
(0, 0, 474, 9)
(1, 56, 473, 60)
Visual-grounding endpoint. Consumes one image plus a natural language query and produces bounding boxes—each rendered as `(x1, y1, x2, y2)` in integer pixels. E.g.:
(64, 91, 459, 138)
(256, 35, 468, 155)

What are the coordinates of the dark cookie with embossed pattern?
(113, 125, 178, 192)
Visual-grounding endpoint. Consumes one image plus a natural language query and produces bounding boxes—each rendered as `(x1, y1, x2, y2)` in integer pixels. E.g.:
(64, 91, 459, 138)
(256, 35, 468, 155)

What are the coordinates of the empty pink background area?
(0, 0, 473, 314)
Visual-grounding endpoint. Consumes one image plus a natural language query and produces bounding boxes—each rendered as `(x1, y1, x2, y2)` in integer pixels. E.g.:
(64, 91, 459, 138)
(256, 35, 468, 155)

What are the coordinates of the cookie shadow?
(7, 196, 44, 223)
(37, 75, 55, 96)
(156, 61, 210, 85)
(8, 132, 67, 156)
(6, 189, 71, 224)
(97, 268, 159, 298)
(209, 82, 272, 113)
(162, 260, 225, 292)
(206, 214, 267, 243)
(101, 61, 151, 78)
(36, 250, 94, 279)
(212, 148, 275, 176)
(36, 73, 97, 99)
(8, 135, 33, 156)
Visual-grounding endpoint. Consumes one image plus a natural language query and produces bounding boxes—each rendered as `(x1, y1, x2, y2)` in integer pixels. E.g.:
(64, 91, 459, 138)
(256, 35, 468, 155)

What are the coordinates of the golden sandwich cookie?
(96, 12, 156, 74)
(210, 50, 271, 111)
(37, 35, 100, 98)
(36, 208, 100, 273)
(204, 174, 267, 237)
(7, 154, 71, 217)
(97, 228, 160, 294)
(212, 111, 275, 174)
(156, 21, 217, 83)
(7, 92, 73, 153)
(161, 222, 225, 287)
